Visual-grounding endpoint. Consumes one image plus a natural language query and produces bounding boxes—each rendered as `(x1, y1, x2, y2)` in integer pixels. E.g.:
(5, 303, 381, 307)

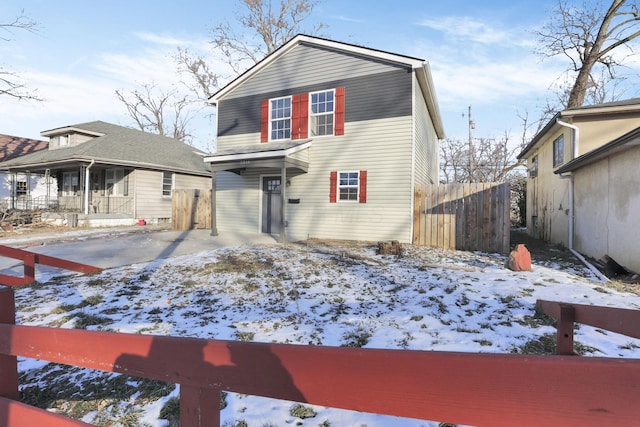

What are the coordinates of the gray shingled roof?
(0, 121, 211, 175)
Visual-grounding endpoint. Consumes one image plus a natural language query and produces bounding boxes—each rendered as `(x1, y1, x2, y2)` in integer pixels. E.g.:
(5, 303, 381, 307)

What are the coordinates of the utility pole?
(468, 105, 475, 181)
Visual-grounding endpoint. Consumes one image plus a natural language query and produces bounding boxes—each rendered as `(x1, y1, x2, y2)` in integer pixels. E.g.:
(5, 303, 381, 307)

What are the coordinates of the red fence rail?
(1, 247, 639, 427)
(0, 244, 101, 286)
(536, 299, 640, 355)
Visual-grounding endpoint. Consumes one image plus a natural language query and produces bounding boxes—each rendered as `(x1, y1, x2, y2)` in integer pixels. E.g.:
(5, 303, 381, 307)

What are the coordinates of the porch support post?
(83, 161, 95, 215)
(280, 161, 287, 244)
(210, 172, 218, 236)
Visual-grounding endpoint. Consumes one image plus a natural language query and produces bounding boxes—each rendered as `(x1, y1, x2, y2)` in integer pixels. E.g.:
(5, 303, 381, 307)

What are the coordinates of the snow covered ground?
(13, 239, 640, 426)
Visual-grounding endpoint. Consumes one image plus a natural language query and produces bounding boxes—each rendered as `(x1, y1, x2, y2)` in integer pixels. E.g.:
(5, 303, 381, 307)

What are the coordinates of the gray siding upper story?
(217, 43, 413, 138)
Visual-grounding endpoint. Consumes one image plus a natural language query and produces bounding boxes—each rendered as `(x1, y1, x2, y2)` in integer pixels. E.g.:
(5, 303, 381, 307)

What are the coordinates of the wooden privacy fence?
(414, 183, 510, 254)
(172, 189, 211, 231)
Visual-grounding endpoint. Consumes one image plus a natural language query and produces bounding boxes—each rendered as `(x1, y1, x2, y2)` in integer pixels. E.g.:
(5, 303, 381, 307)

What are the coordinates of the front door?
(262, 176, 282, 234)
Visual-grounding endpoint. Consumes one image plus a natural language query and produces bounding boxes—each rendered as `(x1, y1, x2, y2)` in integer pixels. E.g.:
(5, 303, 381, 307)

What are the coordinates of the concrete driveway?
(0, 226, 278, 280)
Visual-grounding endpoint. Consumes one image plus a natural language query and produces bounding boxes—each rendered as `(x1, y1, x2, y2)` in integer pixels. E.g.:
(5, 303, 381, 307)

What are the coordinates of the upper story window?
(270, 96, 292, 140)
(260, 87, 345, 143)
(553, 134, 564, 167)
(310, 90, 334, 137)
(50, 134, 69, 149)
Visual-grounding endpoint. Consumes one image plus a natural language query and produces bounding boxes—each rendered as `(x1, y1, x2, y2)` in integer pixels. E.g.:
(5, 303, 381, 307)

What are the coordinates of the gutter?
(555, 120, 609, 282)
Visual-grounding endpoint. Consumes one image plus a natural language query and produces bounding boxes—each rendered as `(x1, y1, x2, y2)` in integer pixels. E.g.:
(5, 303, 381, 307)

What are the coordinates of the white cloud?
(417, 16, 508, 45)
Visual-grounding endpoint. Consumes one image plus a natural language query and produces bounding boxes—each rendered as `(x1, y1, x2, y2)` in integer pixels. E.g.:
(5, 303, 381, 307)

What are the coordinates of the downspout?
(555, 120, 608, 282)
(84, 159, 95, 215)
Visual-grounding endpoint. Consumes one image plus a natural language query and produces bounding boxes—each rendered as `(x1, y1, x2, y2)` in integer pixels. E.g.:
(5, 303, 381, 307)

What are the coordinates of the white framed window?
(553, 135, 564, 167)
(105, 168, 127, 196)
(530, 155, 538, 178)
(162, 171, 174, 196)
(62, 171, 79, 196)
(339, 171, 360, 202)
(310, 89, 335, 136)
(270, 96, 291, 140)
(16, 180, 28, 196)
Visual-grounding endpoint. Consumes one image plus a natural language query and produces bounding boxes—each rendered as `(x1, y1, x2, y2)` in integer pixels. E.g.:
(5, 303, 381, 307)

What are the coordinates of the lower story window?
(339, 171, 359, 201)
(16, 180, 27, 196)
(330, 170, 367, 203)
(162, 171, 174, 196)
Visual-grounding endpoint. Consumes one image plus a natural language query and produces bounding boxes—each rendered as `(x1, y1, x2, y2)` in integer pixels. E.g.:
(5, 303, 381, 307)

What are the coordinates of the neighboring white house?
(0, 122, 211, 227)
(204, 34, 445, 243)
(0, 134, 52, 211)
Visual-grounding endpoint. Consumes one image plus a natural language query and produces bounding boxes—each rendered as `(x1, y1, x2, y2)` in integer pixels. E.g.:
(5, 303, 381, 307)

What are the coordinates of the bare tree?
(118, 0, 326, 145)
(115, 83, 192, 143)
(1, 10, 41, 101)
(440, 133, 524, 184)
(536, 0, 640, 108)
(212, 0, 327, 74)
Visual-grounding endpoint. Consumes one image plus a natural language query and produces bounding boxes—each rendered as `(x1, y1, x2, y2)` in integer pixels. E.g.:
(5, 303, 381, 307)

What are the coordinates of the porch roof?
(0, 121, 211, 176)
(203, 140, 311, 174)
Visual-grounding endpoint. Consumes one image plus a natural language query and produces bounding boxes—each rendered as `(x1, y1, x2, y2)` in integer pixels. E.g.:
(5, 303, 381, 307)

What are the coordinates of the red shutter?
(335, 87, 345, 136)
(359, 170, 367, 203)
(329, 171, 337, 203)
(300, 93, 309, 139)
(260, 99, 269, 143)
(291, 93, 309, 140)
(291, 94, 301, 140)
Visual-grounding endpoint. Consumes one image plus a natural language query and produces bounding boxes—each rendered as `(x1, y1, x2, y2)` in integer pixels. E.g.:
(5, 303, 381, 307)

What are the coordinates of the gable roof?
(555, 125, 640, 174)
(210, 34, 445, 139)
(0, 134, 48, 162)
(0, 121, 211, 176)
(518, 98, 640, 159)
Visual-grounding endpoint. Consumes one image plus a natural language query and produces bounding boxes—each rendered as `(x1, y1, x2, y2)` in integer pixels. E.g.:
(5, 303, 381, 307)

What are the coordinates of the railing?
(536, 299, 640, 355)
(0, 248, 639, 427)
(57, 194, 133, 214)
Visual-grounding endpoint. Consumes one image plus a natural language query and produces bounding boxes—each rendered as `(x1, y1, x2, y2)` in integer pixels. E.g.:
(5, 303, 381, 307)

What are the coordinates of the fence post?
(0, 287, 19, 400)
(180, 385, 221, 427)
(24, 252, 35, 284)
(556, 303, 575, 355)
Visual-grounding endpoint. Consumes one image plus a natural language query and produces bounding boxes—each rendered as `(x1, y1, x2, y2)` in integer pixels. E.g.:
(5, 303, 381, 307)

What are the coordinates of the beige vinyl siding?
(227, 44, 407, 99)
(131, 170, 170, 220)
(413, 78, 438, 185)
(215, 116, 415, 242)
(135, 171, 209, 220)
(174, 174, 209, 190)
(287, 116, 414, 242)
(572, 114, 640, 155)
(215, 133, 261, 151)
(525, 128, 570, 245)
(216, 171, 263, 234)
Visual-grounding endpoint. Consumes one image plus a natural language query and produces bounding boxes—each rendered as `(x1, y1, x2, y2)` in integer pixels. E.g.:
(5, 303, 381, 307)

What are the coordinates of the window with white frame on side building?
(162, 171, 174, 196)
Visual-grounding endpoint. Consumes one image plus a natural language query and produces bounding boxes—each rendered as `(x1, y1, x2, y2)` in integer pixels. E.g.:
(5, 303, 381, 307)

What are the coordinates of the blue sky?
(2, 0, 636, 151)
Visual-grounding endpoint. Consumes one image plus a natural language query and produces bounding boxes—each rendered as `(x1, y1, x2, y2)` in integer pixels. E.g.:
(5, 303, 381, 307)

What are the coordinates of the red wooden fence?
(1, 246, 639, 426)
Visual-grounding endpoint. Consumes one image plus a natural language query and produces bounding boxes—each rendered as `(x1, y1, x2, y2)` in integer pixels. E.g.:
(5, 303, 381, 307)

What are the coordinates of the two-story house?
(518, 98, 640, 273)
(204, 34, 445, 243)
(0, 121, 211, 227)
